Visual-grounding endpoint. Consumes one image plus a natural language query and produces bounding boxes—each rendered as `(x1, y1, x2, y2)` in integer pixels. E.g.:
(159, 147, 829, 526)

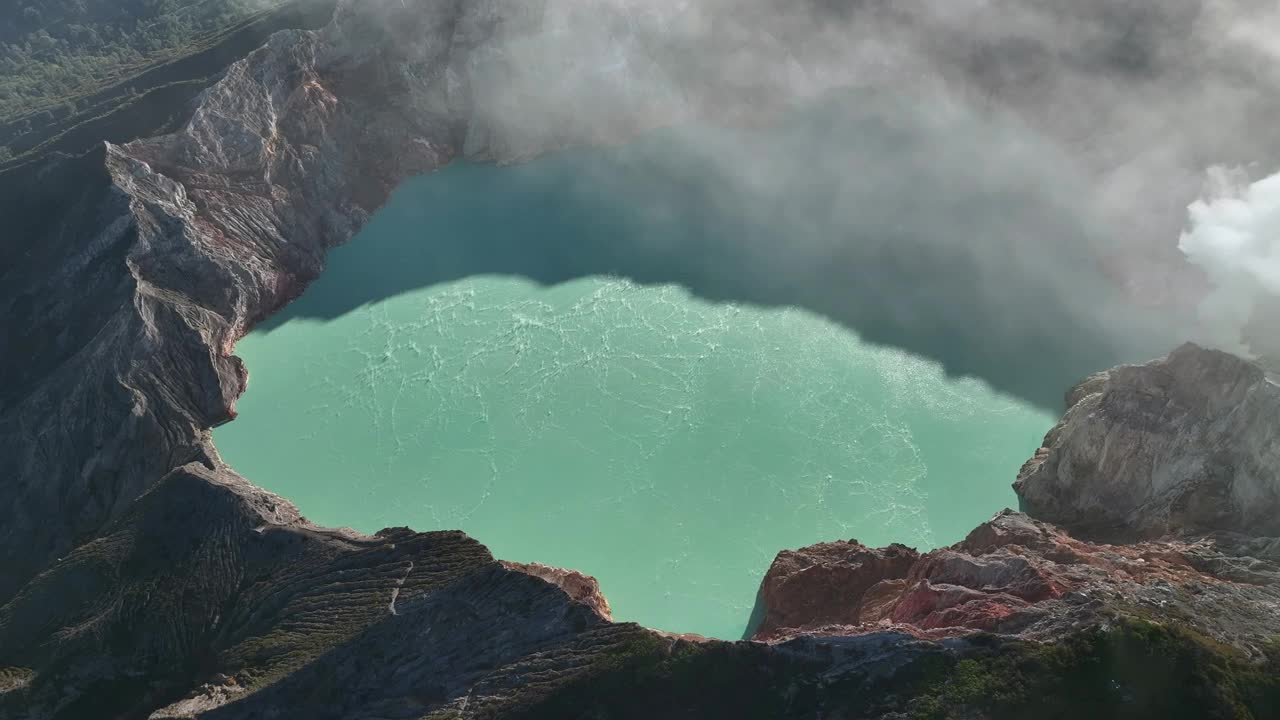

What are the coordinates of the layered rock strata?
(1015, 344, 1280, 540)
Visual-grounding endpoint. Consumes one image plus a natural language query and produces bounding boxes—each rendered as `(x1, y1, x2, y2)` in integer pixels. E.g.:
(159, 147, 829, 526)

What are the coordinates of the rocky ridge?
(0, 1, 1278, 718)
(1016, 343, 1280, 540)
(757, 347, 1280, 658)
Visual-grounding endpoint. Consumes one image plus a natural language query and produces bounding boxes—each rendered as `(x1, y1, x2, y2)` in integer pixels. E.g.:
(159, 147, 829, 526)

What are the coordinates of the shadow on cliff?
(256, 95, 1178, 411)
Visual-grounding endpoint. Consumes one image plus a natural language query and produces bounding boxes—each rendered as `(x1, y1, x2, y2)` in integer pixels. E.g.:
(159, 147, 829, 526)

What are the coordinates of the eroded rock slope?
(1016, 344, 1280, 539)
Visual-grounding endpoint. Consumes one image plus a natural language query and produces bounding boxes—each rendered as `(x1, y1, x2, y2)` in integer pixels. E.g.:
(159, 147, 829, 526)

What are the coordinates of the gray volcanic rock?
(501, 561, 614, 621)
(0, 2, 455, 604)
(1015, 343, 1280, 539)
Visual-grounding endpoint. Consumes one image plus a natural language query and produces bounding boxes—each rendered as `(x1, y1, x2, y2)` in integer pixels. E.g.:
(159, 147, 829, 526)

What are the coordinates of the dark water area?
(260, 94, 1172, 411)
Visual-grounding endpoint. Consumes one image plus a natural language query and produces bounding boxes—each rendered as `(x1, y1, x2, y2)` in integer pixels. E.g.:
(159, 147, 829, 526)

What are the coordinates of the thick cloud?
(1181, 167, 1280, 356)
(298, 0, 1280, 404)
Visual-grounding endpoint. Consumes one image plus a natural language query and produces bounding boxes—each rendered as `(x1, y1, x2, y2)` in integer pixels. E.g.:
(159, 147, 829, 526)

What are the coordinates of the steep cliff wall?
(1015, 345, 1280, 539)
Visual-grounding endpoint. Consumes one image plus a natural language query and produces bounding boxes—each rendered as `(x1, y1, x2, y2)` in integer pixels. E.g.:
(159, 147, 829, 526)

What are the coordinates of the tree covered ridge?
(0, 0, 288, 128)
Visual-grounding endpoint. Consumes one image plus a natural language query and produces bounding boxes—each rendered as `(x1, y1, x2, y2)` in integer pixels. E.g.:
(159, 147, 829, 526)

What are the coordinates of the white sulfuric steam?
(1181, 167, 1280, 356)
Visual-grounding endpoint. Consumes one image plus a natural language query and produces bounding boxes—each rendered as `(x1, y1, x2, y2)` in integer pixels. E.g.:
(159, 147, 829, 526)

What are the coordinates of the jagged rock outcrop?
(1015, 344, 1280, 540)
(755, 541, 920, 641)
(755, 509, 1280, 658)
(500, 562, 614, 622)
(0, 462, 492, 717)
(0, 0, 454, 604)
(757, 346, 1280, 656)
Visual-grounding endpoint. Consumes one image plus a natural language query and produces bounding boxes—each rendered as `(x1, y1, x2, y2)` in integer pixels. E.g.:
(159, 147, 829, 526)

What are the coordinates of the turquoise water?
(216, 157, 1056, 640)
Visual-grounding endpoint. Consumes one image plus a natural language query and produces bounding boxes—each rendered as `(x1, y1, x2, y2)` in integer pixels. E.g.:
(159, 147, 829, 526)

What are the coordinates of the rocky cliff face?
(2, 1, 1280, 718)
(757, 348, 1280, 649)
(755, 508, 1280, 654)
(1015, 344, 1280, 540)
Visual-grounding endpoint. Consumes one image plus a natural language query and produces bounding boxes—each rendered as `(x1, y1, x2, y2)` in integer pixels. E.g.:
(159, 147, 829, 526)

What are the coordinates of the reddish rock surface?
(754, 541, 919, 640)
(755, 509, 1280, 651)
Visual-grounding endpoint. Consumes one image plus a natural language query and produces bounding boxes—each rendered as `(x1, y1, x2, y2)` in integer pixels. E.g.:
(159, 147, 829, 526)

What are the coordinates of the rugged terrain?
(1, 1, 1279, 718)
(4, 343, 1279, 719)
(0, 0, 340, 171)
(755, 345, 1280, 652)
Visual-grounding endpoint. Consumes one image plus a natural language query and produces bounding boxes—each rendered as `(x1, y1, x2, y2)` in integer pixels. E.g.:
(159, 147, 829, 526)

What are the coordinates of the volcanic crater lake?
(216, 137, 1056, 639)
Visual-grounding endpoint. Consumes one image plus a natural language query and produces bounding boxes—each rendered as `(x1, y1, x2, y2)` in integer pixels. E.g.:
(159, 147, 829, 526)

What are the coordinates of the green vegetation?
(512, 621, 1280, 719)
(0, 0, 288, 124)
(904, 621, 1280, 720)
(509, 632, 824, 720)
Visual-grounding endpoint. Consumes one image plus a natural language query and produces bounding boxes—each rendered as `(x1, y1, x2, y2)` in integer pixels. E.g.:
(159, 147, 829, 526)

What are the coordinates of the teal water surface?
(216, 158, 1056, 640)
